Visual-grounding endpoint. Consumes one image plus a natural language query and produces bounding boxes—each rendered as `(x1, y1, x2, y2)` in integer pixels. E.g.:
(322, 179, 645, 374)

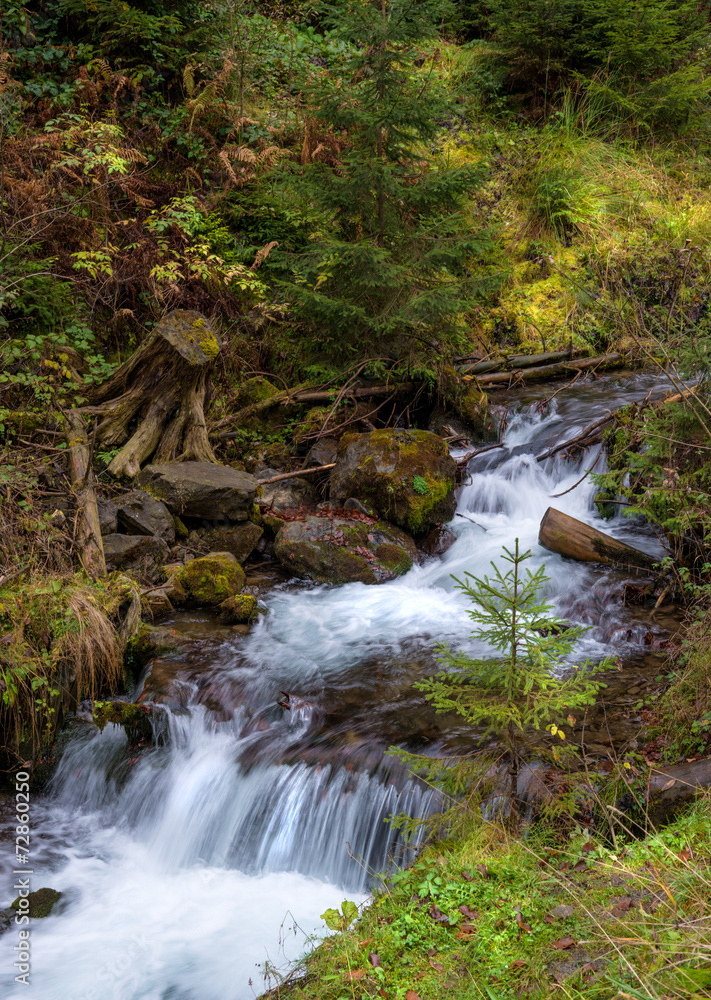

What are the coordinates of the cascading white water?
(0, 372, 668, 1000)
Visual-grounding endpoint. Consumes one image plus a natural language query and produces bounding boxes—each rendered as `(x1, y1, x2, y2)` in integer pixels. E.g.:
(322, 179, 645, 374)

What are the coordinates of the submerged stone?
(11, 887, 61, 919)
(274, 515, 418, 585)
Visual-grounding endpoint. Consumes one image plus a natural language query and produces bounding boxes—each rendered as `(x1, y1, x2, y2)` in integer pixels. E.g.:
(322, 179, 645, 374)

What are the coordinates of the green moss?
(175, 552, 245, 604)
(173, 516, 189, 539)
(12, 887, 61, 918)
(219, 594, 259, 623)
(92, 700, 153, 741)
(374, 542, 413, 575)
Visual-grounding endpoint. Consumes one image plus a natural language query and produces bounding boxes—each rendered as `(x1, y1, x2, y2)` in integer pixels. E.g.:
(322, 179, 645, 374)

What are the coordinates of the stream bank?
(0, 368, 698, 1000)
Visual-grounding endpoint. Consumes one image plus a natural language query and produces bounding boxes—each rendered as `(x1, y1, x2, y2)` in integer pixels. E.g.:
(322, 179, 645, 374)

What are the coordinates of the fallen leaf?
(429, 903, 450, 924)
(544, 914, 556, 924)
(552, 936, 576, 950)
(378, 990, 388, 998)
(346, 970, 365, 981)
(581, 841, 595, 855)
(514, 904, 532, 933)
(358, 937, 373, 947)
(461, 870, 473, 881)
(404, 992, 421, 1000)
(510, 960, 527, 969)
(476, 863, 489, 879)
(369, 951, 382, 968)
(572, 860, 588, 873)
(660, 778, 676, 791)
(677, 848, 692, 862)
(458, 904, 478, 920)
(611, 896, 634, 917)
(428, 958, 443, 972)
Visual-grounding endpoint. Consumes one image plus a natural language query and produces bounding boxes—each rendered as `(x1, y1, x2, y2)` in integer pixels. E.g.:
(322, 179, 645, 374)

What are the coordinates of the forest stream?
(0, 371, 682, 1000)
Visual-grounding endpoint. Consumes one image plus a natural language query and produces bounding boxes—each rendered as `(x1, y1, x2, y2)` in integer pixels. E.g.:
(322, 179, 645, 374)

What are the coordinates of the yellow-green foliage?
(283, 805, 711, 1000)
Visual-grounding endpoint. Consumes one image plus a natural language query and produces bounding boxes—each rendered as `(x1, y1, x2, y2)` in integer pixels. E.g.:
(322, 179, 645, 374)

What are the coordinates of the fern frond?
(251, 240, 279, 271)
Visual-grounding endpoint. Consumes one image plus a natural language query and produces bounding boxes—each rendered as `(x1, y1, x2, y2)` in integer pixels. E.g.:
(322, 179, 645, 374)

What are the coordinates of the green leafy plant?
(320, 900, 359, 933)
(412, 475, 429, 496)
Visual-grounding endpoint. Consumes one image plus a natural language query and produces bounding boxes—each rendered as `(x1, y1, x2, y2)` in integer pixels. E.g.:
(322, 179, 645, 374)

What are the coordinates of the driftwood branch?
(257, 463, 336, 485)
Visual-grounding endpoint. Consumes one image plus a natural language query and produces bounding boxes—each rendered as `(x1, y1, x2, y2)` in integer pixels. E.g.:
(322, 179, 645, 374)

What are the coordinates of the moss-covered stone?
(92, 700, 154, 741)
(274, 515, 418, 584)
(219, 594, 259, 624)
(12, 887, 61, 918)
(330, 429, 457, 536)
(176, 552, 245, 605)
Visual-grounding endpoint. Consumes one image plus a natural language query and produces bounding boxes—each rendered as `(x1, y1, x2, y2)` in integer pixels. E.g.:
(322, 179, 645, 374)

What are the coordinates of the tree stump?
(87, 310, 219, 479)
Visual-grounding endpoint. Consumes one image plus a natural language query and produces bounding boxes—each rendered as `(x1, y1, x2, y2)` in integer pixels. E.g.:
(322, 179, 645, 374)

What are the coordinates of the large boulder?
(330, 429, 457, 536)
(136, 462, 257, 521)
(175, 552, 245, 604)
(116, 489, 175, 542)
(202, 522, 263, 564)
(102, 534, 170, 576)
(274, 515, 418, 585)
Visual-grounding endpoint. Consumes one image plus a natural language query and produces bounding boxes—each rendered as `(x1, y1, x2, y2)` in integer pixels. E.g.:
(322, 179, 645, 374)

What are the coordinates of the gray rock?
(549, 905, 576, 920)
(137, 462, 257, 521)
(98, 500, 118, 535)
(202, 522, 263, 564)
(103, 534, 170, 576)
(258, 475, 316, 512)
(306, 437, 339, 467)
(343, 497, 375, 517)
(117, 490, 175, 542)
(274, 515, 418, 585)
(420, 525, 456, 557)
(0, 907, 14, 936)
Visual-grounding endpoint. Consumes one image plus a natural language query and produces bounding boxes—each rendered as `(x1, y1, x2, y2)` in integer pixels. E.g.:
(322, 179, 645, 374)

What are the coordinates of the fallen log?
(476, 353, 624, 387)
(538, 507, 659, 572)
(64, 410, 106, 580)
(213, 383, 413, 440)
(83, 310, 219, 478)
(537, 413, 615, 462)
(459, 348, 584, 376)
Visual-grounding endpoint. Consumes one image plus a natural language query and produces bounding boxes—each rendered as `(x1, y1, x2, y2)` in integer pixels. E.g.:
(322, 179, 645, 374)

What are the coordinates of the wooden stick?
(64, 410, 107, 580)
(257, 463, 336, 485)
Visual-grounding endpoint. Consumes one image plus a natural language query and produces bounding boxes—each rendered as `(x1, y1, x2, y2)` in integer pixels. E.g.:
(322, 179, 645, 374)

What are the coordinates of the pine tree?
(410, 541, 611, 826)
(280, 0, 491, 358)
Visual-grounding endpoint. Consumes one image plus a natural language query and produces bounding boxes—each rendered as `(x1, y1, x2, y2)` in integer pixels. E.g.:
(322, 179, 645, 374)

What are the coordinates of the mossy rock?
(330, 429, 457, 536)
(11, 887, 61, 919)
(92, 700, 154, 742)
(438, 366, 492, 439)
(219, 594, 259, 624)
(175, 552, 245, 604)
(274, 515, 418, 585)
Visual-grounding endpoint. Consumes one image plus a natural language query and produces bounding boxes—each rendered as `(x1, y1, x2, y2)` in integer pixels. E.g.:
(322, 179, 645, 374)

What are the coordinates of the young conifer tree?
(281, 0, 491, 358)
(399, 540, 612, 829)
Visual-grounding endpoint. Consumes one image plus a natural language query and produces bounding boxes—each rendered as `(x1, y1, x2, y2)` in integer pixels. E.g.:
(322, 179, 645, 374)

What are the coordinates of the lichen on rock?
(219, 594, 259, 624)
(330, 429, 457, 536)
(274, 515, 418, 584)
(175, 552, 245, 604)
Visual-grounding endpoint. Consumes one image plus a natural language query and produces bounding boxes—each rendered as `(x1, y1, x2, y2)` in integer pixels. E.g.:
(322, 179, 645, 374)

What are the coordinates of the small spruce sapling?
(410, 540, 612, 826)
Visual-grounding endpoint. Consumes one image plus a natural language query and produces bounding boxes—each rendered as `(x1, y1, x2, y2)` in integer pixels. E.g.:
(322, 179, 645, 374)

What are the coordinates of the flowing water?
(0, 371, 677, 999)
